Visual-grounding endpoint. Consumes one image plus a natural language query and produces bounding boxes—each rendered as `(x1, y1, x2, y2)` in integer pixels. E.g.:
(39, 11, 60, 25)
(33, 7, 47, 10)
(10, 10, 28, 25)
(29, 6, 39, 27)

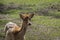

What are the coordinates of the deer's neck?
(20, 20, 28, 35)
(22, 20, 28, 30)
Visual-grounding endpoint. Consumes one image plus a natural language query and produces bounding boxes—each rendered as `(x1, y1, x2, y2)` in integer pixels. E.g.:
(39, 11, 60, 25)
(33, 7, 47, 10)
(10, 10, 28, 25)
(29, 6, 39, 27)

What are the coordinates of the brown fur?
(4, 13, 34, 40)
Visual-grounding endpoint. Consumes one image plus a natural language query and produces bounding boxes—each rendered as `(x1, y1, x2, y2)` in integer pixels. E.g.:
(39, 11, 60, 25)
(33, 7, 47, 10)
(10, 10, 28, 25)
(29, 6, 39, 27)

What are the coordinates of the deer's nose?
(28, 22, 32, 26)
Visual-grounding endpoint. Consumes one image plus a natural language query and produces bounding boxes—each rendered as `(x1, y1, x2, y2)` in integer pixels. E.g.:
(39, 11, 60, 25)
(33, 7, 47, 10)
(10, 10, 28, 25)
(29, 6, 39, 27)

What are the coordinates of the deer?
(4, 13, 34, 40)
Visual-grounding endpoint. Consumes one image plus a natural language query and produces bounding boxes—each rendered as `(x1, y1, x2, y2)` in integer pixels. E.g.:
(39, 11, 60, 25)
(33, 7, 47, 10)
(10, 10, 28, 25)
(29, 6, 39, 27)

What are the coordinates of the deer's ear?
(29, 13, 34, 18)
(19, 14, 23, 19)
(27, 13, 34, 20)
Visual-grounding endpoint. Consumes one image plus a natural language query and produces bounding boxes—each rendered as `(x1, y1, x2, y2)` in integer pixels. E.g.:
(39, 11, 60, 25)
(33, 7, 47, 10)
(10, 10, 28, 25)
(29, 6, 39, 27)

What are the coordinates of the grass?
(0, 0, 60, 40)
(0, 0, 60, 12)
(33, 15, 60, 27)
(2, 0, 60, 4)
(0, 20, 9, 26)
(0, 13, 60, 40)
(25, 15, 60, 40)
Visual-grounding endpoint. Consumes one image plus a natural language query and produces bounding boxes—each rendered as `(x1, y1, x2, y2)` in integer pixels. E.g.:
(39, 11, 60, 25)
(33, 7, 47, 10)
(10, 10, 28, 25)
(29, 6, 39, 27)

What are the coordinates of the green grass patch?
(0, 0, 60, 40)
(33, 15, 60, 27)
(0, 20, 9, 25)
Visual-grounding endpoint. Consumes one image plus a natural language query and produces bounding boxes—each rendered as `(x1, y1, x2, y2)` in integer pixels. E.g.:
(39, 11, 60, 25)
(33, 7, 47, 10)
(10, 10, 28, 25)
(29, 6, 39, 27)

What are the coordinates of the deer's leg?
(5, 30, 15, 40)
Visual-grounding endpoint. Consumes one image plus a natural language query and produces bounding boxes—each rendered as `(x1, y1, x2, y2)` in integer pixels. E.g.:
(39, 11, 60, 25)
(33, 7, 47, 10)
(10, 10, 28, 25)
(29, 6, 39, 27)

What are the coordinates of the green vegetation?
(0, 13, 60, 40)
(0, 0, 60, 40)
(33, 15, 60, 27)
(0, 0, 60, 11)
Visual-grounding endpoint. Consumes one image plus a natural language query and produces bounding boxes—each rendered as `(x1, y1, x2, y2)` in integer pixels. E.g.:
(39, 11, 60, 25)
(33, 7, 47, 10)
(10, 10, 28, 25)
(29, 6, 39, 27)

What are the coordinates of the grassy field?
(0, 0, 60, 11)
(0, 13, 60, 40)
(0, 0, 60, 40)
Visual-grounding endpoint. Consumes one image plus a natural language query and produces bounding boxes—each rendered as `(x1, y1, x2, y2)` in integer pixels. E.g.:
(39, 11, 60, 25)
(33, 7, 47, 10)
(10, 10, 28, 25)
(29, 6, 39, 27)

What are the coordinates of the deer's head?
(19, 13, 34, 25)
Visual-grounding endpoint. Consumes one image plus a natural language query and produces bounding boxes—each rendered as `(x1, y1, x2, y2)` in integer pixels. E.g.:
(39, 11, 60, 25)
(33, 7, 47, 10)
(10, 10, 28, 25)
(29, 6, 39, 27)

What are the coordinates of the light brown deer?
(4, 13, 34, 40)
